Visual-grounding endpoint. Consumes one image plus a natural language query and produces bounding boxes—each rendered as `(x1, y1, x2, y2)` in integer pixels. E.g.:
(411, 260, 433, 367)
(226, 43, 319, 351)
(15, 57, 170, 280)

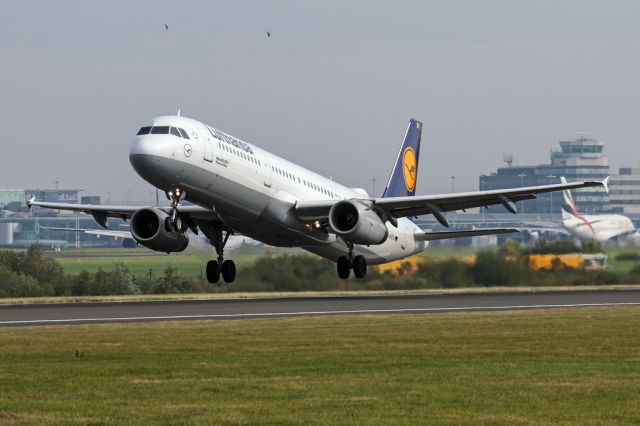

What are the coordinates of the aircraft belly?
(187, 171, 335, 247)
(304, 225, 424, 265)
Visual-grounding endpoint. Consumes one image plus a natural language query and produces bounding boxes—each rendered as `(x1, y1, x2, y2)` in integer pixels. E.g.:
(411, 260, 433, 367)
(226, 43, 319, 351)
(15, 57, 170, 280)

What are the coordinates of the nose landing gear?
(165, 188, 188, 233)
(336, 242, 367, 279)
(206, 228, 236, 284)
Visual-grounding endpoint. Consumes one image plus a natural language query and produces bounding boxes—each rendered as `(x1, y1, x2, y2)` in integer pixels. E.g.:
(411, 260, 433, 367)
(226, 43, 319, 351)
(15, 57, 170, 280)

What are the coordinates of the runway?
(1, 289, 640, 327)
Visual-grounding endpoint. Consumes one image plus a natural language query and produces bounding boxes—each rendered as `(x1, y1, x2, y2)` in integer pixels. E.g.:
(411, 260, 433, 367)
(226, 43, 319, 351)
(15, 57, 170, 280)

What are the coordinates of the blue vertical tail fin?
(382, 119, 423, 198)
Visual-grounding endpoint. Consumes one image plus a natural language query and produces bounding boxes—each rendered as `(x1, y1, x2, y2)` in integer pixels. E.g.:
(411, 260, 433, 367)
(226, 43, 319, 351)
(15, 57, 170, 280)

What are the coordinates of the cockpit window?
(150, 126, 170, 134)
(178, 128, 190, 139)
(137, 126, 151, 135)
(170, 127, 182, 137)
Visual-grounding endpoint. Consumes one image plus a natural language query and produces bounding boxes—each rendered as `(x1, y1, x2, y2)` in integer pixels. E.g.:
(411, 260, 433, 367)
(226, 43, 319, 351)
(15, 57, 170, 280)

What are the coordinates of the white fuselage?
(129, 115, 426, 264)
(562, 213, 635, 242)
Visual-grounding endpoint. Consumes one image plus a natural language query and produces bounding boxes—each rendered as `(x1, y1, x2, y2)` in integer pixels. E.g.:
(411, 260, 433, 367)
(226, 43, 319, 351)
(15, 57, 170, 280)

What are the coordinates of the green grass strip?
(0, 307, 639, 424)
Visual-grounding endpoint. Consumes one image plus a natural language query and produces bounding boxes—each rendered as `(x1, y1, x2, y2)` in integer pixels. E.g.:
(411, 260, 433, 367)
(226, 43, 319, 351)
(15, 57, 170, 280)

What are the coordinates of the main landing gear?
(206, 228, 236, 284)
(336, 242, 367, 280)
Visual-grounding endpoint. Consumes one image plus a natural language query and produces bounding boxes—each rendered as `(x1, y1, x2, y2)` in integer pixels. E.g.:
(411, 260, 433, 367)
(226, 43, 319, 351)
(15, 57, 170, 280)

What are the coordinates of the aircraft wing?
(295, 179, 606, 227)
(26, 200, 225, 229)
(414, 228, 519, 241)
(39, 225, 132, 239)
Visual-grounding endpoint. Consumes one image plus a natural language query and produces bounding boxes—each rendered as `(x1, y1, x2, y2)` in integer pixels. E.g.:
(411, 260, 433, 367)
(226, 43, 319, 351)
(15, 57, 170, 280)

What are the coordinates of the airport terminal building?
(609, 167, 640, 215)
(0, 189, 127, 248)
(480, 136, 611, 215)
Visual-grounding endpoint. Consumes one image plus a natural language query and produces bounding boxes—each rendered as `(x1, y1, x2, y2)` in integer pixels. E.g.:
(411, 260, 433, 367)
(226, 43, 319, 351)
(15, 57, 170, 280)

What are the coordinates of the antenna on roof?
(177, 109, 181, 117)
(575, 131, 589, 141)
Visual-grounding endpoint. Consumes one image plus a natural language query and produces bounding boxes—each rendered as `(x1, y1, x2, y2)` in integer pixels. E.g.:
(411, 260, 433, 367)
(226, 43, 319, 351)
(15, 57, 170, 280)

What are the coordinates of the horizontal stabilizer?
(414, 228, 519, 241)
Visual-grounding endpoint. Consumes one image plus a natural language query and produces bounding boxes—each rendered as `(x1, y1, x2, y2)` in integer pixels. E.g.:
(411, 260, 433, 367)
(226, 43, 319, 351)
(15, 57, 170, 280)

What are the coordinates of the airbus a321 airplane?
(28, 115, 606, 283)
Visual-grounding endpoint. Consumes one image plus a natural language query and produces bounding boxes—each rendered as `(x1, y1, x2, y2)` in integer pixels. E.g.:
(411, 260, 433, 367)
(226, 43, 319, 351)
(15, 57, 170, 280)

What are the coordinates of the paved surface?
(1, 289, 640, 327)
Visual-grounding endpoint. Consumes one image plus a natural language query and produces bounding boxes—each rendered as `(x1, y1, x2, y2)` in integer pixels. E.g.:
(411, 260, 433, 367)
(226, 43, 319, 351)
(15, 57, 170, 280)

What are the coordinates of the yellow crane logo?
(402, 147, 417, 192)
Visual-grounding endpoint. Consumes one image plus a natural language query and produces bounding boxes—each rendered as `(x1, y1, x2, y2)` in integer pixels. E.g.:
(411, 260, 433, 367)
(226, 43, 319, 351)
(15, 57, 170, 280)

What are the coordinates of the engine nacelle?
(328, 200, 388, 245)
(130, 208, 189, 253)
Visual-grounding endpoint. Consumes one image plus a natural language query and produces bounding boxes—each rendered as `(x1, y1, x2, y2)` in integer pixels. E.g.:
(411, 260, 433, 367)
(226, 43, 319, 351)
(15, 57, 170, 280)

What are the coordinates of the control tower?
(543, 135, 609, 214)
(480, 134, 610, 215)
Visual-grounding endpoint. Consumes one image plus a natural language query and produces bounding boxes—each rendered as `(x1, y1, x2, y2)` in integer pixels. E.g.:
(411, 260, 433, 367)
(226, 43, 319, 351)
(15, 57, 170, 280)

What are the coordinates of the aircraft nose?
(129, 136, 169, 180)
(130, 136, 161, 158)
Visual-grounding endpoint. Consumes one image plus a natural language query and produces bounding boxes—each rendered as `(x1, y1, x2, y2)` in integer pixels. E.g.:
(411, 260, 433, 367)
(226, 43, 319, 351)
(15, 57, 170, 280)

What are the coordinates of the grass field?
(50, 247, 299, 278)
(54, 252, 263, 278)
(47, 246, 488, 279)
(600, 246, 640, 273)
(1, 307, 639, 424)
(51, 245, 640, 280)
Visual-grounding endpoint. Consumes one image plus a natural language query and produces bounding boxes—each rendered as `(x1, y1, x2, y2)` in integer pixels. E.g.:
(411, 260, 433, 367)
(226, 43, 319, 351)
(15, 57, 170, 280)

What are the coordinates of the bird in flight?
(164, 24, 169, 30)
(266, 31, 271, 37)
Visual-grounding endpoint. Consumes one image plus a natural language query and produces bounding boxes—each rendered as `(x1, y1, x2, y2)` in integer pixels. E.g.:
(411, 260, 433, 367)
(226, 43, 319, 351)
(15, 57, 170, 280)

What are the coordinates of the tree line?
(0, 243, 639, 298)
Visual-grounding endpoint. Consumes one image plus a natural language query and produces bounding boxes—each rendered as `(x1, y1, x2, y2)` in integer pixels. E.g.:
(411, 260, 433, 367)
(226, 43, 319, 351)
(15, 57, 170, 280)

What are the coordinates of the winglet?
(26, 197, 35, 212)
(602, 176, 610, 193)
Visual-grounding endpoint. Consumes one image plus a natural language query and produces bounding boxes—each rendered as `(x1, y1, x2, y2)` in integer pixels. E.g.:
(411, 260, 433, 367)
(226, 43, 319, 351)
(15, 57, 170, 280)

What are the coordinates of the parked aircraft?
(28, 115, 605, 283)
(560, 176, 637, 242)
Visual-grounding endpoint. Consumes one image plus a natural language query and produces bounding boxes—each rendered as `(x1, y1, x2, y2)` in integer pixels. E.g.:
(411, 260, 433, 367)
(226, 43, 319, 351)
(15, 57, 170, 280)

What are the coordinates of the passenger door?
(201, 125, 213, 163)
(263, 161, 272, 188)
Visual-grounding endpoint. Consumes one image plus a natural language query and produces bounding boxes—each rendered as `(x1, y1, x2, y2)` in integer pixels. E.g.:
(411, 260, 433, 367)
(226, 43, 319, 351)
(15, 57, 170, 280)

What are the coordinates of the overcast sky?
(1, 0, 640, 202)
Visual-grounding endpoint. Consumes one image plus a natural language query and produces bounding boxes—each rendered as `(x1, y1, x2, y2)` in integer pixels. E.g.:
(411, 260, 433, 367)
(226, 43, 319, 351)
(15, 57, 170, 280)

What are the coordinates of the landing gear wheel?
(172, 216, 187, 233)
(207, 228, 235, 284)
(221, 260, 236, 283)
(165, 216, 187, 233)
(353, 255, 367, 279)
(337, 256, 351, 279)
(206, 260, 220, 284)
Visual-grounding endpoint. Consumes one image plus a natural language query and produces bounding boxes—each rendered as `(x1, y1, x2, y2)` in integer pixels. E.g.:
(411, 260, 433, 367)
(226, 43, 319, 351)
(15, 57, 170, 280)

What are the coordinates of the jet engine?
(130, 208, 189, 253)
(328, 200, 388, 245)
